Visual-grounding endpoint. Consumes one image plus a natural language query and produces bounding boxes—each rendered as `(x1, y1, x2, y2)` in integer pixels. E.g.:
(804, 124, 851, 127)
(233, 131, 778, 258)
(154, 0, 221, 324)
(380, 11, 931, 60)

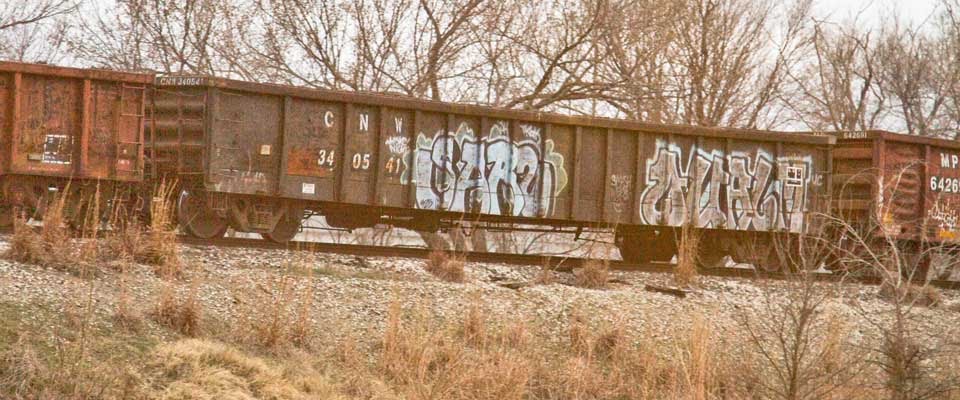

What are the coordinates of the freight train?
(0, 61, 954, 274)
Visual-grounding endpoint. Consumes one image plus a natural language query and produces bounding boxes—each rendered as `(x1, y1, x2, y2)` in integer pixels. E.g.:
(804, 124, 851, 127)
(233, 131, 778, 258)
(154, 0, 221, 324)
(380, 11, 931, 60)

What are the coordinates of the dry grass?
(147, 338, 344, 400)
(5, 217, 45, 266)
(879, 280, 943, 307)
(675, 222, 699, 287)
(4, 190, 91, 276)
(230, 265, 317, 350)
(425, 249, 466, 282)
(534, 257, 556, 285)
(152, 277, 202, 336)
(575, 259, 609, 289)
(143, 180, 181, 277)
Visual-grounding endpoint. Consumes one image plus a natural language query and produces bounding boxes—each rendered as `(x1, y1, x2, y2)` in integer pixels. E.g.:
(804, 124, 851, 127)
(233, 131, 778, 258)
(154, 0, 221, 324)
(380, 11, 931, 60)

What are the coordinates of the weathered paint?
(834, 130, 960, 244)
(0, 61, 150, 182)
(154, 73, 833, 232)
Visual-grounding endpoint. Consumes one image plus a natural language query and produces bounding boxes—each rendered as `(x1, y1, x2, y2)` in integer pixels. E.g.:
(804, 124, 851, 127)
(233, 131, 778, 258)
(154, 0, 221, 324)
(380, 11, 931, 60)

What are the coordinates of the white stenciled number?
(352, 153, 371, 170)
(384, 156, 402, 176)
(317, 149, 336, 167)
(930, 176, 960, 192)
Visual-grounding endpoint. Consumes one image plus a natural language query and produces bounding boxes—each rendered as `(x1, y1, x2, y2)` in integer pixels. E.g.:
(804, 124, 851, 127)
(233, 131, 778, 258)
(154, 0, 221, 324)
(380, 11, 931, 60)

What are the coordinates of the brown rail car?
(0, 62, 152, 225)
(155, 75, 834, 268)
(833, 130, 960, 248)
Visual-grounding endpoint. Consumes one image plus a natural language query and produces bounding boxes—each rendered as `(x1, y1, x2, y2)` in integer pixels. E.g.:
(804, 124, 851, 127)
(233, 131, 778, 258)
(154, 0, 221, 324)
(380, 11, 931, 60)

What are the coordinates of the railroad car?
(0, 62, 152, 226)
(833, 130, 960, 276)
(153, 75, 835, 269)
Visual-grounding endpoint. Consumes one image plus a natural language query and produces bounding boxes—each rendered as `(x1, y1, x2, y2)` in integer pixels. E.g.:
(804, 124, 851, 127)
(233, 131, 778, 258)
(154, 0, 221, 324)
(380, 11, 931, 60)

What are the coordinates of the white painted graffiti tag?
(639, 141, 813, 233)
(385, 136, 410, 155)
(404, 122, 568, 217)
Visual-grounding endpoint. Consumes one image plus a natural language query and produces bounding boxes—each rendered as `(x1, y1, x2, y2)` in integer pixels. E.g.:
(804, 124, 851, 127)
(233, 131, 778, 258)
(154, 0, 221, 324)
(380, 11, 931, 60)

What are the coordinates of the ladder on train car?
(117, 83, 145, 175)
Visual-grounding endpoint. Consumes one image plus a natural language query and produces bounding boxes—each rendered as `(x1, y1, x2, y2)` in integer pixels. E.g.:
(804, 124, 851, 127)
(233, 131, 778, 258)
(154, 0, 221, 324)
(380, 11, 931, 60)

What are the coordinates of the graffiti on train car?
(398, 122, 568, 217)
(639, 141, 816, 232)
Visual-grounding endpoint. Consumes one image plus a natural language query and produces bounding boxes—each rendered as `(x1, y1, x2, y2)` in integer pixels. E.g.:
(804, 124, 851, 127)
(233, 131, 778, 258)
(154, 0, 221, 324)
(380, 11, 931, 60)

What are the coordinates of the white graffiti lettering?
(402, 122, 567, 217)
(639, 141, 812, 233)
(385, 136, 410, 155)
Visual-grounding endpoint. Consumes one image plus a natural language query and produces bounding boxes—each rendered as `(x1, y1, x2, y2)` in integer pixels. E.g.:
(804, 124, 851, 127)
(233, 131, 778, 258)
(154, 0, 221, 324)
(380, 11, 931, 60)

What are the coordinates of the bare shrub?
(568, 309, 590, 355)
(5, 217, 45, 265)
(592, 322, 627, 360)
(462, 294, 487, 348)
(534, 257, 556, 285)
(425, 250, 466, 283)
(677, 316, 716, 399)
(879, 280, 942, 308)
(255, 274, 295, 349)
(675, 221, 699, 287)
(152, 278, 202, 336)
(231, 263, 316, 350)
(575, 260, 609, 289)
(379, 298, 532, 400)
(112, 268, 143, 331)
(4, 189, 91, 276)
(143, 180, 180, 277)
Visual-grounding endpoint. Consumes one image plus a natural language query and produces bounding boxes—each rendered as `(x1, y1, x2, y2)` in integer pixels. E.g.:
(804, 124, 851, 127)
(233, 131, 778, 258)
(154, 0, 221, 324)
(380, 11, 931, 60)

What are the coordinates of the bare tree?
(933, 0, 960, 138)
(667, 0, 811, 128)
(0, 0, 75, 62)
(827, 164, 960, 399)
(788, 21, 887, 132)
(733, 232, 865, 400)
(874, 20, 951, 137)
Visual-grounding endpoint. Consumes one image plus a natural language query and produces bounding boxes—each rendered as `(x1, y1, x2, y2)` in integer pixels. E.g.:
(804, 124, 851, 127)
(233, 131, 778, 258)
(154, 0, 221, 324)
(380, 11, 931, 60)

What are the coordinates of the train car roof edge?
(0, 61, 154, 84)
(155, 74, 835, 146)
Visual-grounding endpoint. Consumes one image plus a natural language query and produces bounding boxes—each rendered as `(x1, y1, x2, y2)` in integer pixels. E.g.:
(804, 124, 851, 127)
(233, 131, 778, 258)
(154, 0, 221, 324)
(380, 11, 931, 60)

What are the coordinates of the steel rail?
(178, 236, 960, 290)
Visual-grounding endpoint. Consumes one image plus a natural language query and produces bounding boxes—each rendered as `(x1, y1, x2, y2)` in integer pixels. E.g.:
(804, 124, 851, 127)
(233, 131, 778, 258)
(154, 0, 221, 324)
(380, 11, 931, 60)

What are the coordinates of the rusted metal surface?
(833, 130, 960, 244)
(155, 74, 833, 236)
(0, 61, 150, 182)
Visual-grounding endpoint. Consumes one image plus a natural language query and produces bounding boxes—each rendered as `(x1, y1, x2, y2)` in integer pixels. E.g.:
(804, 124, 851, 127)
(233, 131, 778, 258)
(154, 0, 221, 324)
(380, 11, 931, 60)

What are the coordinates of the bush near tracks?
(426, 250, 466, 283)
(6, 181, 182, 279)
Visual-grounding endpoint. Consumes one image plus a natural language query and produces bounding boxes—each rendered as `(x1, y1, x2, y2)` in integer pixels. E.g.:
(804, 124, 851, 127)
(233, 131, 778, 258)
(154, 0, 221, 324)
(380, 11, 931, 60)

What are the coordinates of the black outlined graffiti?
(402, 122, 568, 217)
(639, 141, 815, 233)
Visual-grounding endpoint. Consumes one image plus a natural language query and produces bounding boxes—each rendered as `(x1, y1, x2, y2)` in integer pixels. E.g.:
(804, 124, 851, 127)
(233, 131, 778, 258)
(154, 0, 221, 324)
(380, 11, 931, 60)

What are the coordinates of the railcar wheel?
(177, 189, 227, 239)
(697, 241, 727, 269)
(261, 205, 304, 243)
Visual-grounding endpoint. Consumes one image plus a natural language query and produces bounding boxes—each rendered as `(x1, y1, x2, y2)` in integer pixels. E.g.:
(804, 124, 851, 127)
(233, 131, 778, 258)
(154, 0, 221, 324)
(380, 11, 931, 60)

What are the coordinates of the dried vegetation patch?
(425, 249, 466, 282)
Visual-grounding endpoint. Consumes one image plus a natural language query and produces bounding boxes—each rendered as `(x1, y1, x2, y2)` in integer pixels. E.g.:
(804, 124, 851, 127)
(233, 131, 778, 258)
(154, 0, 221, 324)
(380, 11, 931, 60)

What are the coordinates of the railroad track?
(178, 236, 960, 291)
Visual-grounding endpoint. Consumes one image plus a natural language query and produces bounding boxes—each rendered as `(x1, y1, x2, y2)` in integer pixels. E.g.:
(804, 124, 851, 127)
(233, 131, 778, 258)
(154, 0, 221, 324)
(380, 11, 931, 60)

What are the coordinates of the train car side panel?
(878, 141, 924, 240)
(375, 107, 414, 207)
(923, 143, 960, 242)
(12, 73, 79, 176)
(636, 135, 828, 233)
(340, 105, 379, 205)
(410, 111, 447, 211)
(576, 127, 605, 222)
(0, 72, 13, 175)
(280, 98, 341, 201)
(543, 123, 574, 220)
(85, 81, 146, 180)
(602, 129, 636, 224)
(0, 63, 151, 182)
(208, 90, 282, 196)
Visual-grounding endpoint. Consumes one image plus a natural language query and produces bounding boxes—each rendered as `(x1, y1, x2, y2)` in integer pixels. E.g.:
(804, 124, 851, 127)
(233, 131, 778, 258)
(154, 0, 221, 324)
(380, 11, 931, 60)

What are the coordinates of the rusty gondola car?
(833, 131, 960, 276)
(155, 75, 835, 268)
(0, 62, 152, 225)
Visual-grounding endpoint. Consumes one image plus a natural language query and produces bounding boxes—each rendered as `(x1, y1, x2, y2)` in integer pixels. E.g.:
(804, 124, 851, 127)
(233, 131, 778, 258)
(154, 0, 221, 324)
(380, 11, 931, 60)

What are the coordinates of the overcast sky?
(820, 0, 941, 26)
